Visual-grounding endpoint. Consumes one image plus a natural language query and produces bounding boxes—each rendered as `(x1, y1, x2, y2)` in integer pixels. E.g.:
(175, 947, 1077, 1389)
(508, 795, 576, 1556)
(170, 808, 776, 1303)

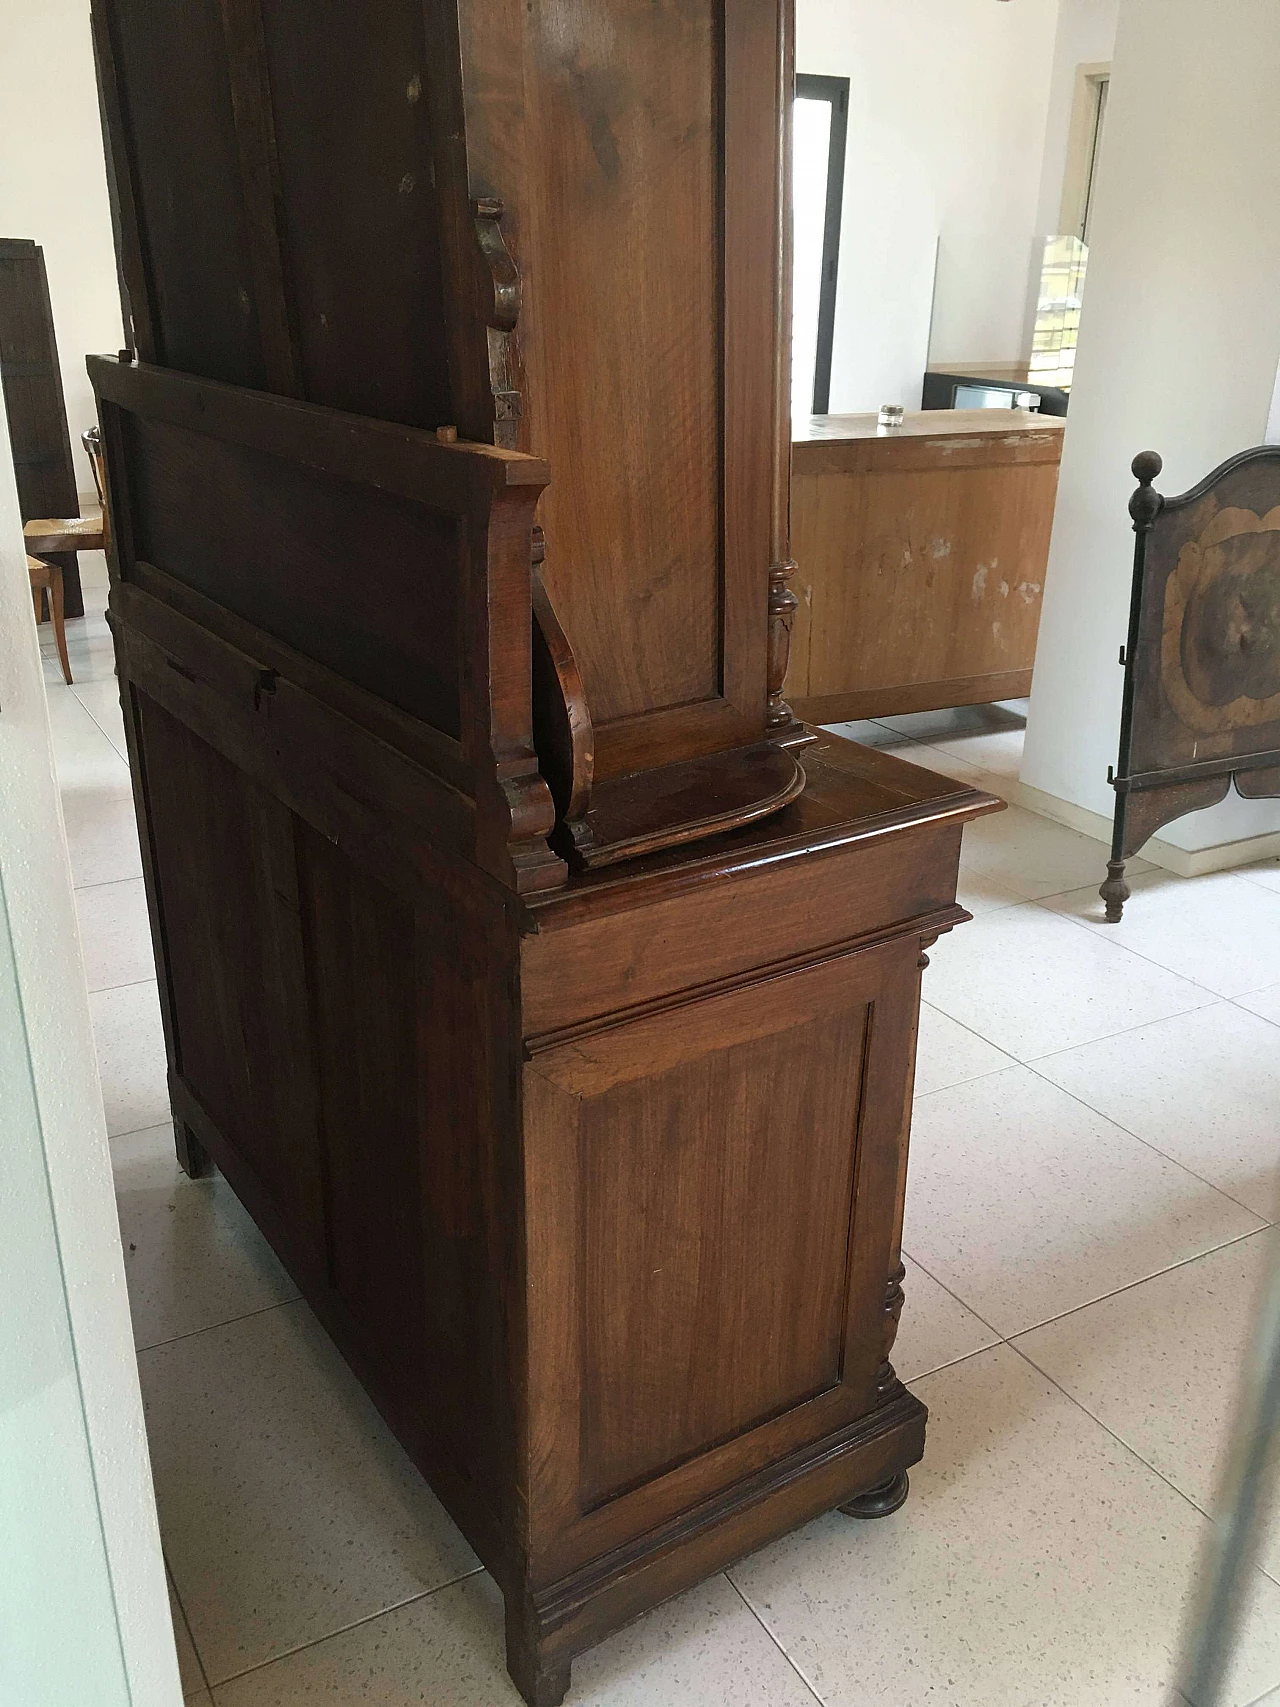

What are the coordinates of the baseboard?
(1005, 776, 1280, 877)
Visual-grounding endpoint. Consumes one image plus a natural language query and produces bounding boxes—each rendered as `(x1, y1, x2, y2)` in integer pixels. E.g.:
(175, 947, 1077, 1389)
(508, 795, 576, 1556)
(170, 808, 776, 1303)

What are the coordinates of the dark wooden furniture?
(789, 409, 1064, 721)
(1102, 447, 1280, 921)
(90, 3, 999, 1699)
(1, 238, 87, 616)
(27, 554, 72, 684)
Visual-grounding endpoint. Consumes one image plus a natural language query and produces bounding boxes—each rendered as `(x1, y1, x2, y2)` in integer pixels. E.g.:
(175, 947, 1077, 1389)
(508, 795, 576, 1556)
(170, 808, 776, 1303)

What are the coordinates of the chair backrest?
(82, 425, 110, 550)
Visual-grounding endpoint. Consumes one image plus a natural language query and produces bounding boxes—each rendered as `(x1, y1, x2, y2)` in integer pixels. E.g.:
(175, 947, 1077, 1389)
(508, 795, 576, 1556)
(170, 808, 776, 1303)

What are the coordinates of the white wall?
(0, 396, 179, 1700)
(1033, 0, 1121, 242)
(0, 0, 122, 493)
(796, 0, 1060, 414)
(1022, 0, 1280, 855)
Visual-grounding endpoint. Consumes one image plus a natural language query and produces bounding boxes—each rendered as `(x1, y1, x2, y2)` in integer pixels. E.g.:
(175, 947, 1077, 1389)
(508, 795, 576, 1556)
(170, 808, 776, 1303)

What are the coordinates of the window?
(1059, 64, 1111, 246)
(792, 74, 849, 420)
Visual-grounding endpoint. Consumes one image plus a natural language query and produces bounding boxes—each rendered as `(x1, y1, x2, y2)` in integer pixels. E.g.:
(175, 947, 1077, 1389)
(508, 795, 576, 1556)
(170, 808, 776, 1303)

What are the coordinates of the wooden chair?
(24, 427, 111, 685)
(27, 553, 71, 683)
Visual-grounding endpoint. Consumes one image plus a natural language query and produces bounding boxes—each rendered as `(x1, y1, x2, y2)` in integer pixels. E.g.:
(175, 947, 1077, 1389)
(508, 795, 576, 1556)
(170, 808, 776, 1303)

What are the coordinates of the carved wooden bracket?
(765, 555, 799, 730)
(472, 196, 521, 450)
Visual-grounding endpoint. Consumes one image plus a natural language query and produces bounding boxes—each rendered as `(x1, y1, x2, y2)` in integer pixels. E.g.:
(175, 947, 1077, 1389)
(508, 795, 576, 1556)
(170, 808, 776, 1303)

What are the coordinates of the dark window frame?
(795, 73, 849, 415)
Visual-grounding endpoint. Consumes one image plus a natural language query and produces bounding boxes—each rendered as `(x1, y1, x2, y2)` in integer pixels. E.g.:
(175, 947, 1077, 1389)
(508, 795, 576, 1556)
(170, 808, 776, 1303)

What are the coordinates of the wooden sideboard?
(88, 2, 1002, 1699)
(788, 409, 1065, 723)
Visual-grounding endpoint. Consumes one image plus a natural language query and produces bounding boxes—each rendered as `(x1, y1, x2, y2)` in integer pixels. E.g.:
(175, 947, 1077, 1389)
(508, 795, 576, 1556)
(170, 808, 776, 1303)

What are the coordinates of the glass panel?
(954, 384, 1020, 409)
(0, 878, 131, 1707)
(1031, 233, 1089, 390)
(792, 95, 833, 422)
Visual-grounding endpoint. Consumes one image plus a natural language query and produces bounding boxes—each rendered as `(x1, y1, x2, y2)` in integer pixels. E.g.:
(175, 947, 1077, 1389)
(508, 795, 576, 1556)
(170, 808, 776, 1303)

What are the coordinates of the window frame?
(794, 73, 849, 415)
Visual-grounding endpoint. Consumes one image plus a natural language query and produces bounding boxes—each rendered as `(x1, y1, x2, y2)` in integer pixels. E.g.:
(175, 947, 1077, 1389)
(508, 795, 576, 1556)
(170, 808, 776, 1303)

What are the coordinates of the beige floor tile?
(905, 1066, 1263, 1336)
(1015, 1230, 1280, 1584)
(142, 1300, 480, 1685)
(1032, 1004, 1280, 1218)
(89, 979, 170, 1136)
(924, 902, 1214, 1061)
(1237, 984, 1280, 1026)
(62, 783, 143, 887)
(893, 1255, 999, 1382)
(1043, 869, 1280, 1000)
(113, 1125, 299, 1351)
(75, 876, 154, 993)
(170, 1570, 207, 1697)
(730, 1344, 1280, 1707)
(212, 1571, 817, 1707)
(73, 675, 129, 758)
(956, 801, 1148, 902)
(914, 1001, 1015, 1096)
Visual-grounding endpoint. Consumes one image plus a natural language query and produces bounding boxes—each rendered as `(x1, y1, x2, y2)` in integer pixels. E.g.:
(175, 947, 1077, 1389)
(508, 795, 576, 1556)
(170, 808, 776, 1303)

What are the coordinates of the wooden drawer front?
(521, 820, 960, 1040)
(522, 936, 920, 1580)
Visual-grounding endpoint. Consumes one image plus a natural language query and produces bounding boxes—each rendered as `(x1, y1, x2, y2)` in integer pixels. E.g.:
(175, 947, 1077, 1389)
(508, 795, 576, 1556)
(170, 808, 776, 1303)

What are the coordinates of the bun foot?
(1099, 859, 1129, 923)
(839, 1470, 910, 1519)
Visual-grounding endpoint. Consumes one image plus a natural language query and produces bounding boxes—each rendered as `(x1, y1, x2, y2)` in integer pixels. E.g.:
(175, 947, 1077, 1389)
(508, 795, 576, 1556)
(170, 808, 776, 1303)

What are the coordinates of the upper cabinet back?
(93, 0, 792, 778)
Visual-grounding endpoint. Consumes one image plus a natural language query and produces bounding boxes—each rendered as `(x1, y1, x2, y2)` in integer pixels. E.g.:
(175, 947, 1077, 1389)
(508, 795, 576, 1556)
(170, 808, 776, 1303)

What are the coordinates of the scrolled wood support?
(472, 196, 522, 449)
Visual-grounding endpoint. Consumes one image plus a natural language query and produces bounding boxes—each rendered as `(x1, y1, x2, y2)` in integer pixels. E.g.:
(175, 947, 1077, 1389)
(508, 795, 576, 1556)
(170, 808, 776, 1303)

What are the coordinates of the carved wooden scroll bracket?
(472, 196, 522, 451)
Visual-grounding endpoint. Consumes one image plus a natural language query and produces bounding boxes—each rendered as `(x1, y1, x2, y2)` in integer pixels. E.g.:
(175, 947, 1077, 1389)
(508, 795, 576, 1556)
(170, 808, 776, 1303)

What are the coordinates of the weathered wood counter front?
(789, 409, 1065, 722)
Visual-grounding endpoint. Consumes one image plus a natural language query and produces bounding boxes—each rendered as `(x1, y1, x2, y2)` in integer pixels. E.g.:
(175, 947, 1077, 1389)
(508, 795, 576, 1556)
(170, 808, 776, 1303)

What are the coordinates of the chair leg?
(48, 563, 72, 684)
(32, 584, 45, 623)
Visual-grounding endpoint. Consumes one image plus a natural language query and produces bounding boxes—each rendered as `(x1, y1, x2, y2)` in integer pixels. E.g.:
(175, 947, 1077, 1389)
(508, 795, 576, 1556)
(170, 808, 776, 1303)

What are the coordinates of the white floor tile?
(142, 1300, 480, 1686)
(113, 1125, 299, 1351)
(730, 1344, 1280, 1707)
(75, 876, 154, 993)
(211, 1571, 817, 1707)
(930, 724, 1027, 780)
(914, 1001, 1015, 1096)
(170, 1570, 207, 1697)
(877, 702, 1026, 742)
(821, 718, 921, 750)
(905, 1066, 1263, 1336)
(1237, 984, 1280, 1026)
(43, 683, 130, 792)
(953, 866, 1026, 916)
(89, 979, 170, 1137)
(1014, 1229, 1280, 1582)
(1032, 1004, 1280, 1218)
(956, 801, 1147, 902)
(1238, 859, 1280, 896)
(62, 784, 142, 887)
(1043, 869, 1280, 999)
(925, 902, 1214, 1061)
(73, 675, 129, 758)
(893, 1255, 999, 1382)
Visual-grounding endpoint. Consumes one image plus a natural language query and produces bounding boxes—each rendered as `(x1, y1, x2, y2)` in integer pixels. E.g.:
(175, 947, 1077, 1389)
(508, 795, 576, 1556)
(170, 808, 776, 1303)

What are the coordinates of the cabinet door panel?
(523, 937, 920, 1576)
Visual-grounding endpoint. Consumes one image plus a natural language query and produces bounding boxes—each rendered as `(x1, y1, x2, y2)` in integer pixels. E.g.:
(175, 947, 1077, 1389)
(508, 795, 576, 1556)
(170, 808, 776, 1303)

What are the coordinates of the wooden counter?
(788, 409, 1065, 722)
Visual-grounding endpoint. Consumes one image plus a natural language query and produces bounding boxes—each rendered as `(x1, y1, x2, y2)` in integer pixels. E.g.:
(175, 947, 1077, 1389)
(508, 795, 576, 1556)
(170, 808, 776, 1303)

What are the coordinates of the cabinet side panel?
(577, 1002, 868, 1503)
(107, 0, 269, 387)
(257, 0, 454, 429)
(516, 0, 723, 721)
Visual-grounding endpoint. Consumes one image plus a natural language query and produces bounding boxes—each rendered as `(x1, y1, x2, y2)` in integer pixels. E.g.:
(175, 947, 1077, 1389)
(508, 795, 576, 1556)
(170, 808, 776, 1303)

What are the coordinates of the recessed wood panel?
(122, 411, 462, 736)
(520, 0, 723, 723)
(575, 1004, 866, 1503)
(258, 0, 453, 429)
(107, 0, 269, 388)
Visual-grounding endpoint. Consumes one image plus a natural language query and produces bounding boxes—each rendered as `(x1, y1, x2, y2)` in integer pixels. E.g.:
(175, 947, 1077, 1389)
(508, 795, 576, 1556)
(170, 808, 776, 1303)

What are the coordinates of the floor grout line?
(724, 1574, 827, 1706)
(164, 1548, 213, 1699)
(134, 1295, 302, 1359)
(197, 1567, 486, 1695)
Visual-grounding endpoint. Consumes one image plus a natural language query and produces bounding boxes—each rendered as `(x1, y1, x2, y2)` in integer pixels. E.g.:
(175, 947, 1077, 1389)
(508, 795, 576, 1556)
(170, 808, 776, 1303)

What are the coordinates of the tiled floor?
(45, 584, 1280, 1706)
